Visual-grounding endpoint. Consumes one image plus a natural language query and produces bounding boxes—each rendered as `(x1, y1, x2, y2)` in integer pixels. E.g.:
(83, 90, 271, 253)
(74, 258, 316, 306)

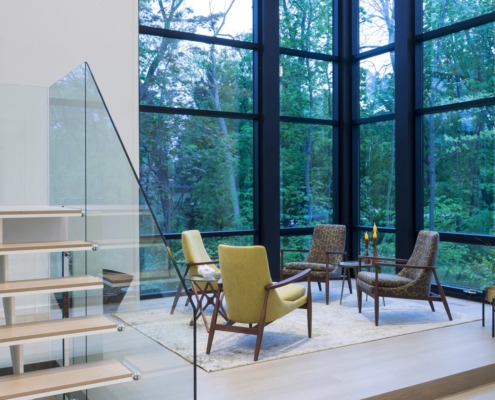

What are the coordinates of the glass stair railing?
(0, 63, 195, 399)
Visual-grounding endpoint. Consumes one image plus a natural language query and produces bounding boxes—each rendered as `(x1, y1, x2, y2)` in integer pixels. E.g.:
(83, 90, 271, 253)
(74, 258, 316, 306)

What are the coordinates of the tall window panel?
(279, 0, 335, 235)
(139, 0, 256, 255)
(420, 0, 495, 291)
(357, 0, 395, 258)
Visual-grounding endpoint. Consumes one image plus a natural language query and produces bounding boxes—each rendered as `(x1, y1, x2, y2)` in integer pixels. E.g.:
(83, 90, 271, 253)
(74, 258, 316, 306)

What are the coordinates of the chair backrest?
(181, 230, 218, 275)
(218, 245, 275, 323)
(399, 230, 439, 282)
(306, 224, 346, 265)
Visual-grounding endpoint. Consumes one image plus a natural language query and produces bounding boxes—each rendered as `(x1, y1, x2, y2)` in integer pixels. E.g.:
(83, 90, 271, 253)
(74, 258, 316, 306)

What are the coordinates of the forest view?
(138, 0, 495, 292)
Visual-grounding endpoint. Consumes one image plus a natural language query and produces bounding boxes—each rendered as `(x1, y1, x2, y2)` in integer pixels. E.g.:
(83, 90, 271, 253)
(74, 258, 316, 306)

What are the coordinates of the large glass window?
(420, 0, 495, 291)
(139, 0, 495, 296)
(357, 0, 396, 260)
(279, 0, 335, 235)
(139, 0, 255, 241)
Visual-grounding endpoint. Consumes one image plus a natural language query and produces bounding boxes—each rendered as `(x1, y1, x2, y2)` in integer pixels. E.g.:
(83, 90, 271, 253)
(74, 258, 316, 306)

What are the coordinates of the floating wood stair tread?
(0, 315, 118, 346)
(0, 206, 83, 218)
(0, 359, 134, 400)
(0, 276, 103, 297)
(0, 240, 94, 255)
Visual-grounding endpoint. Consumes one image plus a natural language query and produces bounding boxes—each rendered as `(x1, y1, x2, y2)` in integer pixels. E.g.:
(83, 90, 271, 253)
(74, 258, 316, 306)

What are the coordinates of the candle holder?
(372, 224, 378, 264)
(364, 232, 370, 264)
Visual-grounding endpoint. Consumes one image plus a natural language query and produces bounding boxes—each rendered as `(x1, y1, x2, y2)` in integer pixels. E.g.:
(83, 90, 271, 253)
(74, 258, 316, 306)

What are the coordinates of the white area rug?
(114, 288, 480, 372)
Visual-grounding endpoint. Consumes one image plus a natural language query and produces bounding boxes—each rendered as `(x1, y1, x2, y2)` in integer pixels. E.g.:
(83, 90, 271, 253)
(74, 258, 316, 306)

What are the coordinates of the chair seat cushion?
(275, 283, 306, 301)
(358, 271, 413, 288)
(284, 262, 338, 275)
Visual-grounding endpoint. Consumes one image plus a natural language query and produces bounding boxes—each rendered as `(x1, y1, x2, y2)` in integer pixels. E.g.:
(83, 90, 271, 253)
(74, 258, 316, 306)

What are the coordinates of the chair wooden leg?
(206, 291, 222, 354)
(170, 282, 183, 314)
(433, 270, 453, 321)
(307, 278, 312, 338)
(357, 285, 362, 313)
(254, 324, 266, 362)
(317, 282, 322, 292)
(347, 272, 353, 294)
(374, 292, 380, 326)
(429, 300, 435, 312)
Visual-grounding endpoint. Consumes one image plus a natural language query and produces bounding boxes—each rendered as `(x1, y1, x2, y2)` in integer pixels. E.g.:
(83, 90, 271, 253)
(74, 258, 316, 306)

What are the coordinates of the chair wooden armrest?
(186, 260, 219, 267)
(267, 268, 311, 290)
(374, 263, 434, 270)
(358, 255, 408, 264)
(370, 263, 435, 281)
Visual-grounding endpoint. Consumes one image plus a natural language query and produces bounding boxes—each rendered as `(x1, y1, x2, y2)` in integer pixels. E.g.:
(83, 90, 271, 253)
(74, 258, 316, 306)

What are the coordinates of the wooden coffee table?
(184, 274, 226, 332)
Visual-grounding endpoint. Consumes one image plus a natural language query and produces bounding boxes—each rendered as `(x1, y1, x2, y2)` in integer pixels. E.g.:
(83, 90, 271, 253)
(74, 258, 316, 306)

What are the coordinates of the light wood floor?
(197, 297, 495, 400)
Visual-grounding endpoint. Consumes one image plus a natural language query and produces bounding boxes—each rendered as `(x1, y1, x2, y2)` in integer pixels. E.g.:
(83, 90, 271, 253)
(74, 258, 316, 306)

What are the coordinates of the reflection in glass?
(423, 22, 495, 108)
(139, 0, 253, 39)
(280, 55, 333, 119)
(280, 123, 333, 228)
(359, 0, 395, 51)
(423, 0, 495, 32)
(423, 106, 495, 235)
(139, 36, 253, 113)
(140, 112, 253, 233)
(359, 52, 395, 118)
(359, 121, 395, 229)
(280, 0, 333, 54)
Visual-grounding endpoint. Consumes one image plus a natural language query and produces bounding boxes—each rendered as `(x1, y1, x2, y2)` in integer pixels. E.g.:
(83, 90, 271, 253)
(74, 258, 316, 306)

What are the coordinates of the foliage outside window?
(139, 0, 254, 236)
(359, 0, 395, 51)
(138, 0, 495, 294)
(421, 1, 495, 290)
(359, 121, 395, 230)
(279, 0, 335, 234)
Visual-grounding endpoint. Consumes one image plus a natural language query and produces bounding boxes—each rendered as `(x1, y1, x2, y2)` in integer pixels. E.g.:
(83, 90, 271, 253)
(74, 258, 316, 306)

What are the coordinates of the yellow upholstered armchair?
(170, 230, 220, 315)
(207, 245, 312, 361)
(356, 230, 453, 326)
(281, 224, 347, 305)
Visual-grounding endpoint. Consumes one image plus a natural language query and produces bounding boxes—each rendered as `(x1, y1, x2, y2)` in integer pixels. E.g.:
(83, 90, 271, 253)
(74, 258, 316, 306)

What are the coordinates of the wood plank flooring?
(197, 296, 495, 400)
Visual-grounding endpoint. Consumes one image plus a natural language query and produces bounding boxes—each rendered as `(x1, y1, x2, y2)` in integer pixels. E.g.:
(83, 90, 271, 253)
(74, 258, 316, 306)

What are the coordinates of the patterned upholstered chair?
(356, 230, 453, 326)
(207, 245, 312, 361)
(280, 224, 347, 305)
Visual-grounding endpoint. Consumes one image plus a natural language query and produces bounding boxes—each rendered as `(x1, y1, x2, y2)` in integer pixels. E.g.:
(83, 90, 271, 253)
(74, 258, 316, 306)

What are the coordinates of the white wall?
(0, 0, 139, 168)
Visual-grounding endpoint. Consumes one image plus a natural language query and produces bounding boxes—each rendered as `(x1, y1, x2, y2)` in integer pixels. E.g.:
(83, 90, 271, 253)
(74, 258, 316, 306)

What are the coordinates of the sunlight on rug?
(114, 289, 480, 372)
